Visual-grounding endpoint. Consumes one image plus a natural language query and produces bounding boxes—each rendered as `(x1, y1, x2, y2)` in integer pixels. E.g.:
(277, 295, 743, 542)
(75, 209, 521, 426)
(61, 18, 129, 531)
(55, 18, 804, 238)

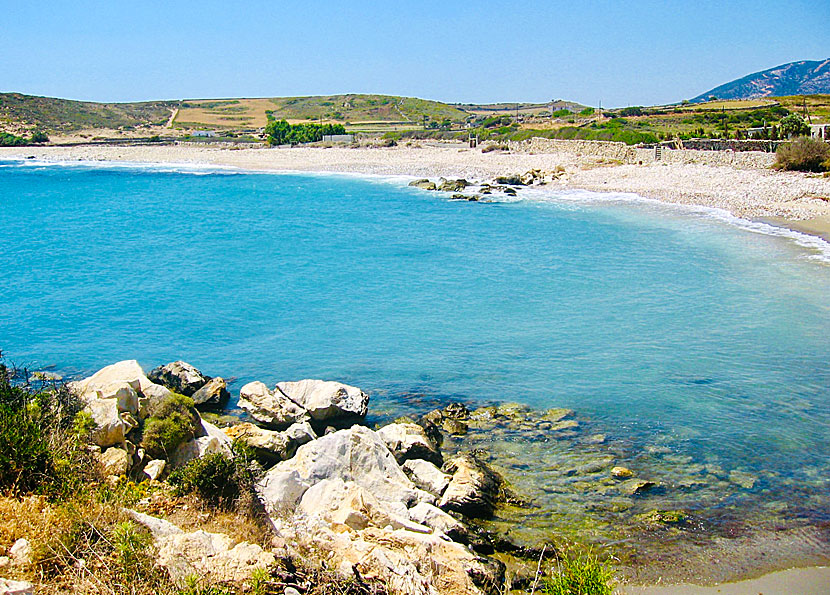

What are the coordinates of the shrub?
(774, 137, 830, 172)
(168, 452, 240, 507)
(0, 355, 92, 497)
(140, 393, 199, 459)
(30, 130, 49, 143)
(541, 549, 615, 595)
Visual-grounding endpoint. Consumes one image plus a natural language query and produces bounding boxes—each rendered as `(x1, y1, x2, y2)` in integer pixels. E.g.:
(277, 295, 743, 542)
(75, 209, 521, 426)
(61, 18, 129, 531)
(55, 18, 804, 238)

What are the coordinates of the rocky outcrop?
(0, 579, 34, 595)
(238, 381, 309, 429)
(438, 178, 469, 192)
(142, 459, 166, 481)
(377, 423, 443, 466)
(276, 379, 369, 424)
(127, 510, 275, 583)
(191, 377, 230, 408)
(148, 361, 210, 397)
(69, 360, 158, 397)
(440, 454, 505, 518)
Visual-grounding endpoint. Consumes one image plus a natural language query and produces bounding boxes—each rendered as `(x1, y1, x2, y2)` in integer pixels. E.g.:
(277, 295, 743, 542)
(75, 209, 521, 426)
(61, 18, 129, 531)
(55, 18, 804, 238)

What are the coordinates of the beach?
(2, 141, 830, 241)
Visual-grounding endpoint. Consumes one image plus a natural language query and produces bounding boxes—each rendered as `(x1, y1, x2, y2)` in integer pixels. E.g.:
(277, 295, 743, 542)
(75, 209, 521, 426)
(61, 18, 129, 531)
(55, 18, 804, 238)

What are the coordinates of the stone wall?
(507, 137, 775, 169)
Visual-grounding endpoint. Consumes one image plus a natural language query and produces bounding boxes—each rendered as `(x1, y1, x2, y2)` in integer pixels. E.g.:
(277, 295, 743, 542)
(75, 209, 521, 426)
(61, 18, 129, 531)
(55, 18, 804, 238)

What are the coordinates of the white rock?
(265, 425, 430, 509)
(257, 470, 310, 514)
(69, 360, 156, 396)
(143, 459, 166, 481)
(85, 397, 130, 447)
(128, 510, 274, 583)
(9, 538, 31, 566)
(238, 381, 309, 429)
(408, 502, 468, 541)
(0, 578, 34, 595)
(88, 382, 139, 415)
(276, 379, 368, 422)
(284, 421, 317, 446)
(224, 422, 295, 461)
(377, 423, 442, 466)
(170, 420, 232, 468)
(403, 459, 452, 496)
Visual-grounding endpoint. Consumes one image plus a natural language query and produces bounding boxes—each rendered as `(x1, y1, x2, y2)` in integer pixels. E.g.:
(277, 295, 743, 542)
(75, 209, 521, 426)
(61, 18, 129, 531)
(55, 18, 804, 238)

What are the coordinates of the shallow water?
(2, 159, 829, 574)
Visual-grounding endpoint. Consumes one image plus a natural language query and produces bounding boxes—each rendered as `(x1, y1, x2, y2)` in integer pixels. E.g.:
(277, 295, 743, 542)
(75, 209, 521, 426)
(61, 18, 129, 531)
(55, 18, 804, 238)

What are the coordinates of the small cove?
(2, 159, 829, 580)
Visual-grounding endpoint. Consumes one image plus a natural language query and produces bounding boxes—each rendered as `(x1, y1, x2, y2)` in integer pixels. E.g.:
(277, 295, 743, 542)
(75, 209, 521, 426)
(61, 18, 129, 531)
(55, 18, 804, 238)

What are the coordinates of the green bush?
(0, 354, 91, 496)
(542, 550, 615, 595)
(168, 452, 240, 507)
(30, 130, 49, 143)
(774, 137, 830, 172)
(140, 393, 199, 459)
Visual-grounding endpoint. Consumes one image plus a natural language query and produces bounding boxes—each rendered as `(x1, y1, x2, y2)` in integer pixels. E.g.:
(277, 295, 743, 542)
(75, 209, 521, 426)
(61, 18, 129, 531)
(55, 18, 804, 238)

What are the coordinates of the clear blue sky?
(2, 0, 828, 107)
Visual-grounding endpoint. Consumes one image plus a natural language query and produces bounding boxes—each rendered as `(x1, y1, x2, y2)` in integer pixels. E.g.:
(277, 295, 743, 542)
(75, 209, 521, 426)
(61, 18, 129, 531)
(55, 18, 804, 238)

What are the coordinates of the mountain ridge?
(692, 59, 830, 102)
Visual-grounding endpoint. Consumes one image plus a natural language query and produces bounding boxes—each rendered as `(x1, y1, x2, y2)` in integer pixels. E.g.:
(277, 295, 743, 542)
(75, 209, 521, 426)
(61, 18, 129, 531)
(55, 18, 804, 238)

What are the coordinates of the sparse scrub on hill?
(774, 137, 830, 172)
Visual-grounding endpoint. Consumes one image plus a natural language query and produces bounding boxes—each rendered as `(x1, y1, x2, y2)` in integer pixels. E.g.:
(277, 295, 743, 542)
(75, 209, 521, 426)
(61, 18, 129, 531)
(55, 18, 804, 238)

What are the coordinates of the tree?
(778, 113, 809, 139)
(30, 131, 49, 143)
(265, 119, 291, 145)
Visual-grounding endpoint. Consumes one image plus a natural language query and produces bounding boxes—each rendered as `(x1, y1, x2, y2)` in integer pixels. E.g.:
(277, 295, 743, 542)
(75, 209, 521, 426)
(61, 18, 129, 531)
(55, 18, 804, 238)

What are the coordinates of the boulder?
(0, 579, 34, 595)
(85, 397, 135, 447)
(9, 539, 31, 566)
(69, 360, 157, 396)
(377, 423, 442, 466)
(148, 361, 209, 397)
(143, 459, 166, 481)
(440, 454, 504, 518)
(408, 502, 469, 542)
(224, 422, 297, 463)
(238, 381, 309, 429)
(402, 459, 452, 496)
(611, 466, 634, 479)
(260, 425, 430, 514)
(275, 379, 368, 424)
(191, 377, 230, 408)
(408, 179, 437, 190)
(84, 382, 139, 415)
(138, 383, 174, 419)
(97, 447, 131, 476)
(494, 175, 524, 186)
(170, 420, 233, 468)
(128, 510, 275, 583)
(284, 421, 317, 446)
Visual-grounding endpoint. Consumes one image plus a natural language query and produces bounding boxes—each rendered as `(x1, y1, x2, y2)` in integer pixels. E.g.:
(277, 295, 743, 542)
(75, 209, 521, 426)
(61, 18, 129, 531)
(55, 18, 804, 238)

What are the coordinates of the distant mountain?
(691, 59, 830, 102)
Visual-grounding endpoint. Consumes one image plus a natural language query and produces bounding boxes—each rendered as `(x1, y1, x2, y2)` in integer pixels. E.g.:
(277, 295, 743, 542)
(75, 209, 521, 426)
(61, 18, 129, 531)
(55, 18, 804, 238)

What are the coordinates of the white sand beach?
(2, 142, 830, 240)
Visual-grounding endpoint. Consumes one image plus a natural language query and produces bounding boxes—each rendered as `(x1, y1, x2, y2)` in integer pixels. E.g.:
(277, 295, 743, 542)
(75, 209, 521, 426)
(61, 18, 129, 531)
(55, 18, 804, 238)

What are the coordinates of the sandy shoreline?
(3, 142, 830, 242)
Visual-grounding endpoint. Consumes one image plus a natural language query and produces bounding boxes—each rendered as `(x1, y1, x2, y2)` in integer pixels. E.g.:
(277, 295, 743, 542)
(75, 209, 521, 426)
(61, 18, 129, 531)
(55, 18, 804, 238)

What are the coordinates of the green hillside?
(0, 93, 176, 132)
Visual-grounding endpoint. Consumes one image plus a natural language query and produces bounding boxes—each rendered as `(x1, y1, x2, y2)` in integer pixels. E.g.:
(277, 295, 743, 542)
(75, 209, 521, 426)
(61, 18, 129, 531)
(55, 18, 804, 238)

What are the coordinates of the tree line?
(264, 119, 346, 145)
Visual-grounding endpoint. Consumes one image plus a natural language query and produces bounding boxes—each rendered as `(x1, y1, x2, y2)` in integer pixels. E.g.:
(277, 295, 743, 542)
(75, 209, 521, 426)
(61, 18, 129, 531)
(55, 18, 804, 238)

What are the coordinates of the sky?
(2, 0, 829, 107)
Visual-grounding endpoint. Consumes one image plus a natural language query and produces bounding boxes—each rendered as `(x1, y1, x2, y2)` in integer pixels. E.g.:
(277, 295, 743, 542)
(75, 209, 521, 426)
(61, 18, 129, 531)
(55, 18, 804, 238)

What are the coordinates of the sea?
(2, 158, 829, 578)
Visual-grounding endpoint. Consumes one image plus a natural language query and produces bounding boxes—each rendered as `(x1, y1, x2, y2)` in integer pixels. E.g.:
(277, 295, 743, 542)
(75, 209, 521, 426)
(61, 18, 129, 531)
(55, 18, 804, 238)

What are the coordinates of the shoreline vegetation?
(2, 140, 829, 245)
(3, 356, 828, 595)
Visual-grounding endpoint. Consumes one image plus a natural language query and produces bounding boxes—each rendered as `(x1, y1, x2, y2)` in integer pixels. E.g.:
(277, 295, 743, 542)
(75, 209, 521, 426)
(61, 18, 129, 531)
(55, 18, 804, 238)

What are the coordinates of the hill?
(691, 59, 830, 102)
(0, 93, 175, 133)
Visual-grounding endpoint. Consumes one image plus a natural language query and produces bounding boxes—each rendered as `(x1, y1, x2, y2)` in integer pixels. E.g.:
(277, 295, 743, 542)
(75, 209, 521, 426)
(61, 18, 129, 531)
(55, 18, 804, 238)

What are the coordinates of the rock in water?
(408, 179, 437, 190)
(440, 454, 504, 518)
(275, 379, 369, 424)
(238, 381, 309, 429)
(191, 377, 230, 408)
(377, 422, 443, 466)
(148, 361, 210, 396)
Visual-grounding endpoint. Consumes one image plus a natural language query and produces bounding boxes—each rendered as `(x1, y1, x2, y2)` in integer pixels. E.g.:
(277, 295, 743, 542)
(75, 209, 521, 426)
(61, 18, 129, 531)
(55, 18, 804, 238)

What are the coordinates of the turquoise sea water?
(2, 159, 830, 570)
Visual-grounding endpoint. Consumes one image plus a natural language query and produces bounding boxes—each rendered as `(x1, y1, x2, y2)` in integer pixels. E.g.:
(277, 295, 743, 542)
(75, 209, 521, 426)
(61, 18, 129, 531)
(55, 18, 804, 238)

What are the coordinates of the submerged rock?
(148, 361, 210, 397)
(438, 178, 470, 192)
(611, 466, 634, 479)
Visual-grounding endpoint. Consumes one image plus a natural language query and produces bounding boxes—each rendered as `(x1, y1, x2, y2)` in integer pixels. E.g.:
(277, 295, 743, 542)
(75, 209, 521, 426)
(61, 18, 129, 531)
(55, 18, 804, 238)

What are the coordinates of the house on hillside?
(192, 130, 217, 138)
(810, 124, 829, 141)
